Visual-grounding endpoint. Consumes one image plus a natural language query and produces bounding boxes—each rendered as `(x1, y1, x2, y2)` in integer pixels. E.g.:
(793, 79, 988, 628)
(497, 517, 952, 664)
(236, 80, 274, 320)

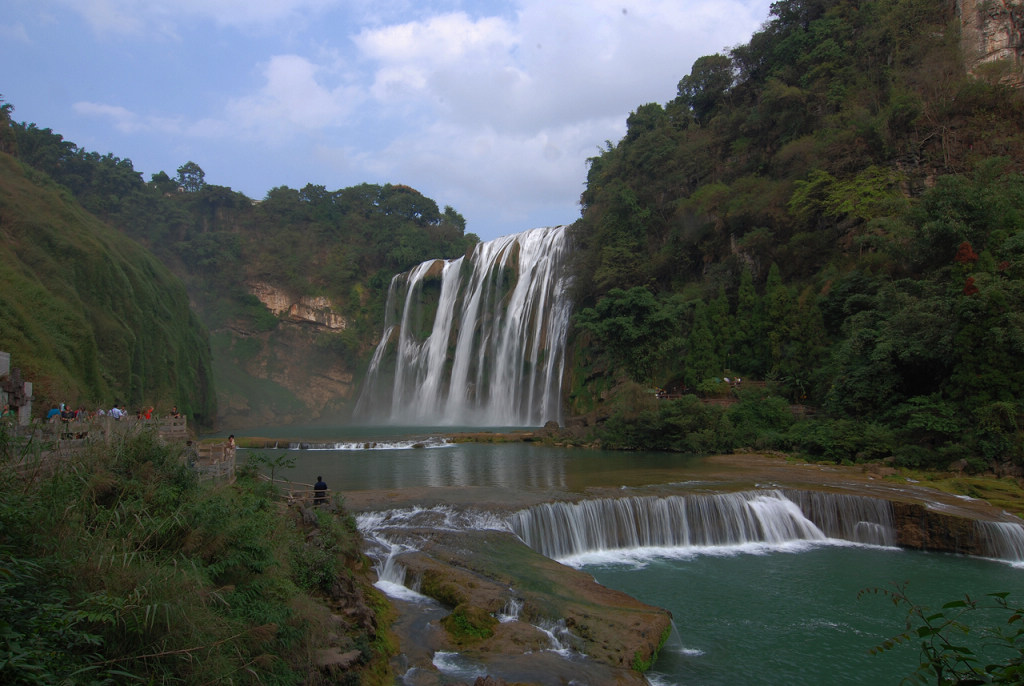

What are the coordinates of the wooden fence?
(257, 475, 330, 506)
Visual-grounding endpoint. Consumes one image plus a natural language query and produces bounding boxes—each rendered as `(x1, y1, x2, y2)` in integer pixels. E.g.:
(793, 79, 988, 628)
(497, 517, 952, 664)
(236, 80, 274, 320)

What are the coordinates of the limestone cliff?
(248, 282, 349, 331)
(959, 0, 1024, 85)
(214, 282, 357, 429)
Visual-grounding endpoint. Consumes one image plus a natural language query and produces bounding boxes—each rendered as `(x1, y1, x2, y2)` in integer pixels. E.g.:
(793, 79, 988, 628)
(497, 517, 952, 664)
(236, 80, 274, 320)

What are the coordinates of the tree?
(676, 54, 734, 126)
(574, 287, 672, 383)
(176, 161, 206, 192)
(0, 95, 16, 156)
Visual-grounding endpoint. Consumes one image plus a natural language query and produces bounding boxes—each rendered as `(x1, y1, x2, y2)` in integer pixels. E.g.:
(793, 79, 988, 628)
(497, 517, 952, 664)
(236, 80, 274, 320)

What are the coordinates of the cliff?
(214, 282, 356, 427)
(960, 0, 1024, 85)
(0, 153, 215, 422)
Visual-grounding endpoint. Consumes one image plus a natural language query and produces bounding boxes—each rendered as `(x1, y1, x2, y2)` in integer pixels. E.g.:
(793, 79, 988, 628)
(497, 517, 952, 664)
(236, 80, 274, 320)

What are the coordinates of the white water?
(285, 437, 452, 451)
(976, 520, 1024, 567)
(356, 226, 573, 426)
(506, 490, 897, 561)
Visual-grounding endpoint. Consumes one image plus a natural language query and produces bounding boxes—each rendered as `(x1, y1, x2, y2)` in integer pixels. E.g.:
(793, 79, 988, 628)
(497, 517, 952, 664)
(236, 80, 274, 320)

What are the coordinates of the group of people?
(45, 402, 182, 422)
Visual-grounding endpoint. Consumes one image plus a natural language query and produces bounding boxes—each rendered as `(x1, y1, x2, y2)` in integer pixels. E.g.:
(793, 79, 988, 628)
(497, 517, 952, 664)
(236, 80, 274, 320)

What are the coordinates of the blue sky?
(2, 0, 773, 241)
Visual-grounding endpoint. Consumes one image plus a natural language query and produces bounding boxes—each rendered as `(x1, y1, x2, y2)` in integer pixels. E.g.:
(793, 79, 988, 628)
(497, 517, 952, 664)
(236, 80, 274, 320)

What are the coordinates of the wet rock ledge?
(385, 526, 671, 685)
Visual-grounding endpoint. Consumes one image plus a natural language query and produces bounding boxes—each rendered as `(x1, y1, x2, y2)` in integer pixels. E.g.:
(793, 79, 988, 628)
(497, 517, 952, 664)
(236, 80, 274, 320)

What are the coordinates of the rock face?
(891, 500, 991, 555)
(959, 0, 1024, 85)
(215, 282, 356, 428)
(384, 527, 670, 684)
(249, 281, 349, 330)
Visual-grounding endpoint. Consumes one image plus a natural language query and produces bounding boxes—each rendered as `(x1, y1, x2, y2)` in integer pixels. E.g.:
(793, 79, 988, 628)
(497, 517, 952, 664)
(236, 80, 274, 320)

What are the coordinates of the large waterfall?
(356, 226, 573, 426)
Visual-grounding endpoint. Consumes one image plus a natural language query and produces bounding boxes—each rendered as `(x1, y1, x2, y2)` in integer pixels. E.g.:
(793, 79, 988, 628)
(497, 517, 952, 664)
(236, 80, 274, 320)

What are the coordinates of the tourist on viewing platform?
(169, 406, 181, 418)
(142, 406, 153, 420)
(46, 405, 60, 422)
(1, 404, 13, 419)
(109, 404, 125, 420)
(313, 476, 328, 505)
(227, 435, 236, 450)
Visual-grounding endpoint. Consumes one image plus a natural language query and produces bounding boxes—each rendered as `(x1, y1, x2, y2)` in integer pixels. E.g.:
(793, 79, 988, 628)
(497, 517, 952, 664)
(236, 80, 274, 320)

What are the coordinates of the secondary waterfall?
(356, 226, 573, 426)
(507, 490, 896, 560)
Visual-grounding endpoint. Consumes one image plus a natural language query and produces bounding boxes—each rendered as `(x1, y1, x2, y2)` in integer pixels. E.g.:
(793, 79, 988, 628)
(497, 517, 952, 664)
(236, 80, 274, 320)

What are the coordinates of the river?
(238, 431, 1024, 684)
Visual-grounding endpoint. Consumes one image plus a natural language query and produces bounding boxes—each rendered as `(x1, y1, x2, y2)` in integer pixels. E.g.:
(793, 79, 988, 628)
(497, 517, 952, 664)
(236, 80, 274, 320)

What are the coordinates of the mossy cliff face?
(0, 154, 215, 421)
(387, 527, 670, 684)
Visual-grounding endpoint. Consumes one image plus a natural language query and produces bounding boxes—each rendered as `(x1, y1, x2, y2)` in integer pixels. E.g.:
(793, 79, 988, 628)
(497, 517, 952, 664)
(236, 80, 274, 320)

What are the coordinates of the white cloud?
(73, 101, 182, 134)
(355, 13, 522, 104)
(222, 54, 361, 137)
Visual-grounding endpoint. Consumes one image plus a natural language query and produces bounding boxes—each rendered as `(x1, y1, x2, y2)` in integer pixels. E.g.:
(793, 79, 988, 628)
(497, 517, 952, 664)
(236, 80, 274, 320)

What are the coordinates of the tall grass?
(0, 423, 391, 684)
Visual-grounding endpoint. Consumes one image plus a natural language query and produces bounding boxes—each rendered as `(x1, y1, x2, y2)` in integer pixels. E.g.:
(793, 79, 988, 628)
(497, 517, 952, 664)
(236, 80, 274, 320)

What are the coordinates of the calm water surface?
(237, 431, 1023, 685)
(586, 546, 1021, 685)
(243, 437, 714, 494)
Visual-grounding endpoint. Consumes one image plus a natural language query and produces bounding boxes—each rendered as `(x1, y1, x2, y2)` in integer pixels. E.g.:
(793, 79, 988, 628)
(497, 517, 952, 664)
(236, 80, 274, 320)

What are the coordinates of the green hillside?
(0, 152, 215, 423)
(568, 0, 1024, 469)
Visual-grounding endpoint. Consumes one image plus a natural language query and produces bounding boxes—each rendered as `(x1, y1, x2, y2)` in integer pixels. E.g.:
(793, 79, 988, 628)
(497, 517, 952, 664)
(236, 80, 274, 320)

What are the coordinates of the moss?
(631, 624, 672, 673)
(440, 604, 497, 643)
(419, 569, 467, 607)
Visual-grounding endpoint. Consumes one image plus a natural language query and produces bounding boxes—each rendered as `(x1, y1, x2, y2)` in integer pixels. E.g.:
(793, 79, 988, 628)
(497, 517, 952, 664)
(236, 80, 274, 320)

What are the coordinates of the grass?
(0, 423, 392, 685)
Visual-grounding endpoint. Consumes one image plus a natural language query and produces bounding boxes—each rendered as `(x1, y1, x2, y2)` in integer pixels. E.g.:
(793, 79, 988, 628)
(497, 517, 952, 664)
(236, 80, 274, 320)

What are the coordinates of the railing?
(257, 475, 329, 505)
(192, 442, 235, 484)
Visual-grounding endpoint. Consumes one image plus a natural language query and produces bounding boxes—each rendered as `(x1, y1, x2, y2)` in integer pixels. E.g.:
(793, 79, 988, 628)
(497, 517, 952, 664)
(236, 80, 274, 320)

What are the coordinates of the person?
(169, 405, 181, 418)
(313, 476, 328, 505)
(227, 435, 236, 450)
(1, 404, 13, 419)
(109, 404, 125, 420)
(46, 405, 60, 422)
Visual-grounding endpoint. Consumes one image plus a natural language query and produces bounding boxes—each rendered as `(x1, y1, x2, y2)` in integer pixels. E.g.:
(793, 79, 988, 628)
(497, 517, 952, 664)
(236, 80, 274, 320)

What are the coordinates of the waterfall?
(975, 520, 1024, 564)
(507, 490, 897, 560)
(784, 490, 896, 546)
(356, 225, 573, 427)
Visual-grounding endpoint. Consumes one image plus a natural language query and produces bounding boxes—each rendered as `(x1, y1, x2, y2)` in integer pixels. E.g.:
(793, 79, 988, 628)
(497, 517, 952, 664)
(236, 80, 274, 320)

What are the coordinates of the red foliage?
(962, 276, 979, 296)
(954, 241, 979, 264)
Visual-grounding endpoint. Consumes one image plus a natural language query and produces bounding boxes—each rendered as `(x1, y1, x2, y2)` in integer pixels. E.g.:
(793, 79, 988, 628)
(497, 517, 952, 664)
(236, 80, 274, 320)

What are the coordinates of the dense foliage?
(569, 0, 1024, 469)
(0, 424, 391, 684)
(0, 152, 215, 422)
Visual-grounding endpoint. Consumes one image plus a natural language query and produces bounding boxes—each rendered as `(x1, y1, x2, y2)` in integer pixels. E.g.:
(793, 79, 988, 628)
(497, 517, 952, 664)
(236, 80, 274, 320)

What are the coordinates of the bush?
(863, 584, 1024, 684)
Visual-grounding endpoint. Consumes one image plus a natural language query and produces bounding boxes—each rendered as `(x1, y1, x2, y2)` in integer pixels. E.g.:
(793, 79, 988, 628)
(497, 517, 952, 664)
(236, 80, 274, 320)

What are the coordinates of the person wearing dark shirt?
(313, 476, 328, 505)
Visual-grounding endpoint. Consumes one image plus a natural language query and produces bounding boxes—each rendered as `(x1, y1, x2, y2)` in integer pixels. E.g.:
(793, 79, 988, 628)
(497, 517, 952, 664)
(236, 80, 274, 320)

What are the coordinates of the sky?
(2, 0, 774, 241)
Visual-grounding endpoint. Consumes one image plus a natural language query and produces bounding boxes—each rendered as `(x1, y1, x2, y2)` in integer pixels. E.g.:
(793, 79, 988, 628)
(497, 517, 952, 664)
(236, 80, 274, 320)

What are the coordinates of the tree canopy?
(569, 0, 1024, 467)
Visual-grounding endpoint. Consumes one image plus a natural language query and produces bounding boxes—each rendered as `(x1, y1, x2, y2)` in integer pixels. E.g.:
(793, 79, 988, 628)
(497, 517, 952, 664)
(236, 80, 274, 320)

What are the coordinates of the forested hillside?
(568, 0, 1024, 469)
(8, 114, 476, 426)
(0, 144, 215, 422)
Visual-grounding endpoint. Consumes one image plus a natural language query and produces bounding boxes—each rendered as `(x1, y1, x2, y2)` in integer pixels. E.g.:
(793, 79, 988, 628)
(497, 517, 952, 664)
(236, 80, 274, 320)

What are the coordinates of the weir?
(356, 226, 573, 426)
(506, 490, 898, 560)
